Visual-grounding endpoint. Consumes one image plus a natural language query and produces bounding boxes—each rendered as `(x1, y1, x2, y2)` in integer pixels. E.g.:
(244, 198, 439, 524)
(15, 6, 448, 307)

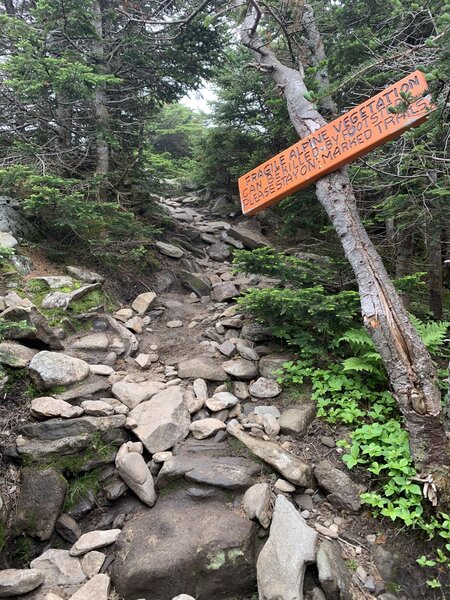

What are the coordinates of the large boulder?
(128, 386, 190, 454)
(112, 380, 165, 409)
(257, 495, 318, 600)
(178, 357, 227, 381)
(314, 460, 365, 513)
(0, 569, 44, 598)
(30, 549, 86, 587)
(1, 306, 64, 350)
(179, 271, 211, 297)
(13, 467, 67, 540)
(112, 490, 257, 600)
(28, 351, 90, 390)
(228, 223, 272, 249)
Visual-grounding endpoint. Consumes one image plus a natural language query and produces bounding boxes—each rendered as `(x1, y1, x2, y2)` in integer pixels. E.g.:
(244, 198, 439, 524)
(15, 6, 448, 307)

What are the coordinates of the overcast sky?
(180, 84, 217, 114)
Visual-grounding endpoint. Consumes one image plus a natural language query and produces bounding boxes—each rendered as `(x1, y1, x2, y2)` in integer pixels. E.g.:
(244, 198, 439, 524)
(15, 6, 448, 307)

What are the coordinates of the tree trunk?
(395, 228, 414, 311)
(426, 208, 443, 319)
(238, 1, 449, 471)
(92, 0, 109, 179)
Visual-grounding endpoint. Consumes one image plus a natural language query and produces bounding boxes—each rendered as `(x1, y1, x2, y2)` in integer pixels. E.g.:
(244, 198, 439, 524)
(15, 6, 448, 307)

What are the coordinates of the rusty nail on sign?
(238, 70, 435, 216)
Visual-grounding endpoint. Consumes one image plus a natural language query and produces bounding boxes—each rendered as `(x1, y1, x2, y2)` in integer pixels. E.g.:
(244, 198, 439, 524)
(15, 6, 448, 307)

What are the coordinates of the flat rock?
(29, 351, 90, 390)
(279, 405, 316, 436)
(31, 397, 84, 420)
(217, 340, 237, 357)
(70, 530, 121, 557)
(254, 406, 281, 418)
(112, 491, 256, 600)
(0, 341, 38, 367)
(228, 223, 272, 249)
(179, 271, 212, 297)
(227, 420, 315, 488)
(128, 386, 190, 453)
(56, 514, 81, 543)
(257, 495, 318, 600)
(222, 359, 258, 380)
(208, 241, 231, 261)
(89, 364, 114, 376)
(156, 241, 184, 258)
(205, 391, 239, 412)
(167, 320, 183, 328)
(81, 400, 115, 416)
(67, 265, 104, 283)
(178, 357, 227, 381)
(0, 569, 44, 597)
(274, 478, 296, 493)
(249, 377, 281, 398)
(125, 315, 144, 334)
(241, 323, 273, 343)
(41, 283, 100, 310)
(243, 482, 271, 528)
(111, 380, 165, 409)
(131, 292, 157, 315)
(259, 354, 296, 378)
(189, 418, 226, 440)
(314, 460, 365, 513)
(69, 574, 110, 600)
(113, 308, 134, 322)
(211, 282, 239, 302)
(135, 353, 158, 369)
(30, 549, 86, 586)
(13, 467, 67, 540)
(72, 333, 109, 351)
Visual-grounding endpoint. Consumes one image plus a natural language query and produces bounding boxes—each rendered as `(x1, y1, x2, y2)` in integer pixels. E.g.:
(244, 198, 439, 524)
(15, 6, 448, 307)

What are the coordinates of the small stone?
(366, 534, 376, 544)
(56, 514, 82, 543)
(261, 413, 280, 437)
(90, 364, 114, 376)
(236, 342, 259, 361)
(125, 316, 144, 334)
(68, 574, 110, 600)
(233, 381, 249, 399)
(274, 479, 296, 493)
(178, 357, 227, 381)
(279, 405, 316, 436)
(301, 510, 311, 519)
(189, 418, 226, 439)
(249, 377, 281, 399)
(152, 451, 172, 463)
(315, 523, 338, 539)
(210, 282, 239, 302)
(72, 333, 109, 351)
(115, 442, 156, 507)
(81, 551, 105, 579)
(113, 308, 134, 322)
(167, 320, 183, 328)
(205, 391, 239, 412)
(135, 353, 158, 369)
(243, 482, 271, 528)
(172, 595, 196, 600)
(217, 340, 237, 357)
(131, 292, 157, 315)
(222, 358, 259, 380)
(254, 405, 280, 418)
(81, 400, 115, 417)
(193, 378, 208, 400)
(70, 529, 121, 556)
(155, 241, 184, 258)
(0, 231, 18, 247)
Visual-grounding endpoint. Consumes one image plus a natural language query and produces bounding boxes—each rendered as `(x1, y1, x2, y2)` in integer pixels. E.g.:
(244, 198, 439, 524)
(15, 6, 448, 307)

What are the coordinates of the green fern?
(338, 328, 374, 350)
(408, 314, 449, 354)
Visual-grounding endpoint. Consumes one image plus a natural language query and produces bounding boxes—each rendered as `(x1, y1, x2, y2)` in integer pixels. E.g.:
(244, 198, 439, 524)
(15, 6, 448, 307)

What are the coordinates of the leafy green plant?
(0, 245, 15, 262)
(63, 469, 101, 511)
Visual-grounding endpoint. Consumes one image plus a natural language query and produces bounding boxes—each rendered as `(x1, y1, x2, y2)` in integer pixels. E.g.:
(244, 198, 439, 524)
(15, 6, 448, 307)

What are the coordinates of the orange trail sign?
(238, 70, 435, 216)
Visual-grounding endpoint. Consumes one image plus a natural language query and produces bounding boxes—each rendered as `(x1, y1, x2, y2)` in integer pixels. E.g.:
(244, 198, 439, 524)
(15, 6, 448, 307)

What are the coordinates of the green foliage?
(63, 469, 101, 511)
(238, 286, 359, 354)
(233, 247, 334, 288)
(0, 245, 15, 262)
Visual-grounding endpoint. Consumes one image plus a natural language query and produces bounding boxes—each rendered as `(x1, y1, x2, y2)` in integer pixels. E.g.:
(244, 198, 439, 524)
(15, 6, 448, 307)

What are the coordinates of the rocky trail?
(0, 193, 420, 600)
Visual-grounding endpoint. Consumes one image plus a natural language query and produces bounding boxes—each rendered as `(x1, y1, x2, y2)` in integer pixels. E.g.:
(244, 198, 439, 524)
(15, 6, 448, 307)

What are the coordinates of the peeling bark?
(92, 0, 109, 178)
(238, 1, 449, 470)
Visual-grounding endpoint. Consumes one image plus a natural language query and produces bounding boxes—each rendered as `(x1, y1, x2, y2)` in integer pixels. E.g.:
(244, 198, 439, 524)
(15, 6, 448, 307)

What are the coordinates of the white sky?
(180, 84, 217, 114)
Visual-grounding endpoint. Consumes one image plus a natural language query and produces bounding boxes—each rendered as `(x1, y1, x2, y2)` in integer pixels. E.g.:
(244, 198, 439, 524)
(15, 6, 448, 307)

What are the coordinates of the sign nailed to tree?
(238, 71, 435, 216)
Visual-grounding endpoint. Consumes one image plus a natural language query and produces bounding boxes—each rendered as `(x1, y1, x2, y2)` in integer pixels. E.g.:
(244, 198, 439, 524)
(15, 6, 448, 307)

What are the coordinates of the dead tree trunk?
(238, 1, 449, 471)
(92, 0, 109, 179)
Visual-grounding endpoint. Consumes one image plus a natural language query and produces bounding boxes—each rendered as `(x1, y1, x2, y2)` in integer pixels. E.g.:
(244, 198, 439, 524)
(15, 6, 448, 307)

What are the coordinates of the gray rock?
(222, 359, 258, 380)
(89, 364, 114, 376)
(29, 351, 90, 389)
(0, 230, 18, 247)
(156, 241, 184, 258)
(193, 378, 208, 400)
(125, 315, 144, 333)
(172, 595, 196, 600)
(81, 400, 115, 416)
(111, 380, 165, 409)
(69, 574, 110, 600)
(189, 418, 226, 440)
(128, 386, 190, 453)
(56, 514, 82, 543)
(205, 391, 239, 412)
(227, 420, 315, 488)
(178, 357, 227, 381)
(259, 354, 296, 379)
(1, 306, 64, 350)
(279, 405, 316, 436)
(314, 460, 366, 513)
(131, 291, 157, 315)
(249, 377, 281, 398)
(261, 413, 280, 437)
(228, 223, 271, 249)
(113, 308, 134, 322)
(115, 442, 156, 507)
(274, 478, 296, 493)
(257, 495, 318, 600)
(233, 381, 249, 399)
(112, 490, 256, 600)
(13, 467, 67, 540)
(0, 569, 44, 597)
(179, 271, 212, 297)
(41, 283, 101, 310)
(217, 340, 237, 357)
(208, 241, 231, 261)
(135, 353, 158, 369)
(254, 406, 281, 418)
(0, 341, 38, 367)
(211, 282, 239, 302)
(241, 323, 273, 343)
(72, 333, 109, 351)
(33, 275, 73, 289)
(81, 551, 106, 579)
(236, 344, 259, 361)
(317, 540, 353, 600)
(70, 529, 121, 557)
(67, 265, 104, 283)
(31, 397, 84, 419)
(243, 482, 271, 528)
(30, 549, 86, 586)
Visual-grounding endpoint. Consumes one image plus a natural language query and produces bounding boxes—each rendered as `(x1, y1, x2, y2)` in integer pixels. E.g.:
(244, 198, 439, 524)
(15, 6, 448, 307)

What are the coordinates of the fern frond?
(342, 356, 379, 373)
(339, 328, 375, 349)
(408, 314, 450, 354)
